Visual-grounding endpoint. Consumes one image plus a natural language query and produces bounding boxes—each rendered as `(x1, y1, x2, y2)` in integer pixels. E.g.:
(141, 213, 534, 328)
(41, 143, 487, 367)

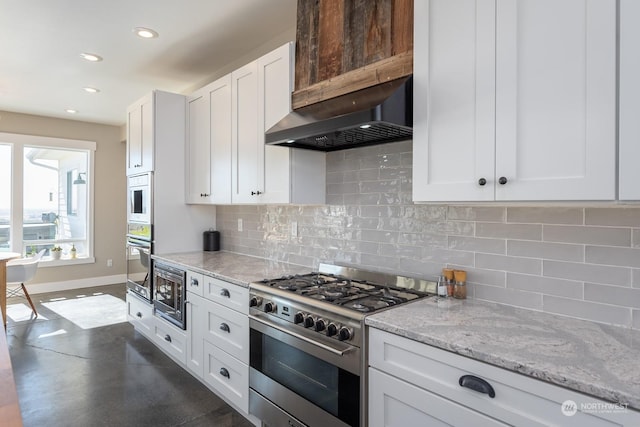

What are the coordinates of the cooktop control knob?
(314, 319, 326, 332)
(326, 323, 338, 337)
(338, 326, 352, 341)
(293, 312, 304, 324)
(249, 296, 262, 308)
(304, 316, 315, 328)
(264, 302, 276, 313)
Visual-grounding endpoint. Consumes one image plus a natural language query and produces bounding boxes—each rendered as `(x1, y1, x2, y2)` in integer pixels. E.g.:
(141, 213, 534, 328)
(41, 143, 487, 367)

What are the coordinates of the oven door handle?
(126, 240, 151, 252)
(250, 314, 353, 357)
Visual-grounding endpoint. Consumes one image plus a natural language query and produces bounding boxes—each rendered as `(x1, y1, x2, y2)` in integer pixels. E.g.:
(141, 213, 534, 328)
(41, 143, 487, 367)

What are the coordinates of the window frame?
(0, 132, 96, 266)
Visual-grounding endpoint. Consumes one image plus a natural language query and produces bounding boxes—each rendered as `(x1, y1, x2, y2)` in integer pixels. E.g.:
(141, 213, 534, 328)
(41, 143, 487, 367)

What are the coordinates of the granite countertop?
(151, 251, 310, 287)
(366, 297, 640, 411)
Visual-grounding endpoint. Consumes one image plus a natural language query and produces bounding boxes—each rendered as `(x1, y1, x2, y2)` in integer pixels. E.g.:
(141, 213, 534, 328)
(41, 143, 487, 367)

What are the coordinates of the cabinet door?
(494, 0, 616, 201)
(209, 74, 233, 204)
(186, 293, 205, 379)
(369, 368, 508, 427)
(258, 42, 293, 204)
(126, 103, 143, 175)
(619, 0, 640, 200)
(413, 0, 496, 202)
(140, 94, 154, 173)
(231, 61, 260, 203)
(186, 91, 211, 203)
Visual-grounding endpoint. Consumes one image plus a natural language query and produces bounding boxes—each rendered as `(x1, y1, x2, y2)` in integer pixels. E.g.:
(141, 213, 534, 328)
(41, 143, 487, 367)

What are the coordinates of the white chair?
(6, 249, 46, 317)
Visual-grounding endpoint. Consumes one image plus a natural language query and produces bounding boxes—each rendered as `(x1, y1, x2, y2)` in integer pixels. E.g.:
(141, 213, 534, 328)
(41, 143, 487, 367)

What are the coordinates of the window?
(0, 132, 95, 263)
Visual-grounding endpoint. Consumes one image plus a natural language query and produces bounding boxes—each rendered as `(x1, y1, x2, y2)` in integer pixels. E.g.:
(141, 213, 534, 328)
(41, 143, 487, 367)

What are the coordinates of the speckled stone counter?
(366, 297, 640, 411)
(151, 251, 310, 288)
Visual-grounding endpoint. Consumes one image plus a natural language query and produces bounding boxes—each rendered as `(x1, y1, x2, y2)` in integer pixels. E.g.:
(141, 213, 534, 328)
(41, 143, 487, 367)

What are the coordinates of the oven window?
(155, 274, 178, 313)
(250, 330, 359, 426)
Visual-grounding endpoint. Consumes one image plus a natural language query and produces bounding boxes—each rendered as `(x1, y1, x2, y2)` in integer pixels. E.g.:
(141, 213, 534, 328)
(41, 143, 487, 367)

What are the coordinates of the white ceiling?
(0, 0, 297, 126)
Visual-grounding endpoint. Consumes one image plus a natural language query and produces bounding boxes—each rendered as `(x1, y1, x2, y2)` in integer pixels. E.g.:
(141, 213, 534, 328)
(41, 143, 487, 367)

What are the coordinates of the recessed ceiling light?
(360, 124, 372, 129)
(80, 53, 103, 62)
(286, 139, 295, 143)
(83, 87, 100, 93)
(65, 109, 78, 114)
(133, 27, 159, 39)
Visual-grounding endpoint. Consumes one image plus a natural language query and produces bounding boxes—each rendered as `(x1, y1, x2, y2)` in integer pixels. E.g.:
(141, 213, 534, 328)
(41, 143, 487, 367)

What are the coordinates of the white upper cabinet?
(186, 75, 232, 204)
(619, 0, 640, 201)
(126, 93, 154, 175)
(231, 42, 325, 204)
(413, 0, 617, 202)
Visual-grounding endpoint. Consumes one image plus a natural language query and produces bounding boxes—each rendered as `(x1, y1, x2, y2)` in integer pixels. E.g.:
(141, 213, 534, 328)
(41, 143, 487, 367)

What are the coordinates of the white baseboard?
(23, 273, 145, 295)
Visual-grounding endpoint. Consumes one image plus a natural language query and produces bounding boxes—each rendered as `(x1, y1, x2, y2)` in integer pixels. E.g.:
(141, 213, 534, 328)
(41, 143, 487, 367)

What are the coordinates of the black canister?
(203, 230, 220, 251)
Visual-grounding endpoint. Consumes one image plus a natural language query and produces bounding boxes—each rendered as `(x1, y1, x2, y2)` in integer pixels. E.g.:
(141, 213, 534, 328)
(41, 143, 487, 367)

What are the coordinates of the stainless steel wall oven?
(153, 262, 187, 329)
(126, 223, 152, 302)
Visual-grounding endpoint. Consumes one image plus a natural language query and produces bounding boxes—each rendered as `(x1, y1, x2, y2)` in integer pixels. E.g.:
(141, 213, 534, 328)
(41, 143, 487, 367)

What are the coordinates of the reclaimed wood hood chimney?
(265, 0, 414, 151)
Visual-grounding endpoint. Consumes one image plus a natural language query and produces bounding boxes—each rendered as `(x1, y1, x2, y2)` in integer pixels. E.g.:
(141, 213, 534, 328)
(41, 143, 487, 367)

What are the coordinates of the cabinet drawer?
(202, 299, 249, 364)
(126, 293, 154, 338)
(369, 329, 638, 427)
(203, 340, 249, 413)
(152, 316, 187, 365)
(187, 270, 204, 297)
(369, 368, 508, 427)
(203, 276, 248, 314)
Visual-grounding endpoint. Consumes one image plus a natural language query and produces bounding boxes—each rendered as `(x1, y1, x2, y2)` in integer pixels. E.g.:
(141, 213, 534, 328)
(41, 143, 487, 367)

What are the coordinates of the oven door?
(153, 263, 187, 329)
(126, 237, 152, 301)
(249, 314, 360, 427)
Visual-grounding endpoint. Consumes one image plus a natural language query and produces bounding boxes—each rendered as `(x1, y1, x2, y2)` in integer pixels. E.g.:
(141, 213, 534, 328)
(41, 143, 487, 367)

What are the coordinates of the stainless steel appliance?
(153, 262, 187, 329)
(248, 264, 437, 427)
(126, 222, 153, 301)
(127, 172, 152, 224)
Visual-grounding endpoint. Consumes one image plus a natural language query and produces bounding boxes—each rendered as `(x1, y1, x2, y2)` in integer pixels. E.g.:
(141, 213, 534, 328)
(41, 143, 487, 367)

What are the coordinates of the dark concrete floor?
(6, 284, 255, 427)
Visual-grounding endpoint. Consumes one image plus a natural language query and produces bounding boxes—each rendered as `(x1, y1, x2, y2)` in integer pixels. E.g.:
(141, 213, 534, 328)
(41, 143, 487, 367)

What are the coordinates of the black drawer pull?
(164, 334, 172, 343)
(220, 288, 231, 298)
(219, 323, 230, 333)
(459, 375, 495, 398)
(191, 278, 199, 287)
(219, 367, 230, 378)
(136, 312, 142, 318)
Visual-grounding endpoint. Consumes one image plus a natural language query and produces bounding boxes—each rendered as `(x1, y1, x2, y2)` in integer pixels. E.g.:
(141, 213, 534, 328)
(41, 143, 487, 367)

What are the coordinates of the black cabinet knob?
(478, 178, 487, 186)
(219, 367, 230, 378)
(220, 288, 231, 298)
(136, 312, 142, 318)
(219, 323, 230, 333)
(190, 278, 199, 287)
(164, 334, 172, 343)
(498, 176, 508, 185)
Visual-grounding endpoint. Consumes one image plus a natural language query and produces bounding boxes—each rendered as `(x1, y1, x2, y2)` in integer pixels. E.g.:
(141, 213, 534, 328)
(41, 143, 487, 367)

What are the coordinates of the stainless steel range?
(248, 264, 437, 427)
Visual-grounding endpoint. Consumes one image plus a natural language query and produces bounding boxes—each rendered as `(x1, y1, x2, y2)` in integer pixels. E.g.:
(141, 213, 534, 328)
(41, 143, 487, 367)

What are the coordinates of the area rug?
(42, 293, 126, 329)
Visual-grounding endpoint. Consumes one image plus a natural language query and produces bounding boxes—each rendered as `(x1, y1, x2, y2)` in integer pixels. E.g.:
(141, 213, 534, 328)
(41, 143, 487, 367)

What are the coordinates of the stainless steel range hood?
(265, 76, 412, 152)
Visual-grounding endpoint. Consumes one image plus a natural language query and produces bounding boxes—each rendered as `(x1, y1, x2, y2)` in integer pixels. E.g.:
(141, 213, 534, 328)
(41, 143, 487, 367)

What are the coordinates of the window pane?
(0, 144, 10, 252)
(23, 146, 88, 258)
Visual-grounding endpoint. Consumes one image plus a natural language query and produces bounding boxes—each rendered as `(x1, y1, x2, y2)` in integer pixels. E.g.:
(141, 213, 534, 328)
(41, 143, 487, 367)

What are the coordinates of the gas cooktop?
(257, 272, 428, 313)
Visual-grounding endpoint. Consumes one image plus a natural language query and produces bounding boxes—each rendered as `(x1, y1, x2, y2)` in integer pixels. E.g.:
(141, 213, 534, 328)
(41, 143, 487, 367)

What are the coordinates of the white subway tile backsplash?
(543, 260, 631, 286)
(215, 141, 640, 329)
(543, 225, 631, 247)
(507, 207, 583, 225)
(507, 240, 584, 262)
(476, 254, 541, 275)
(585, 246, 640, 268)
(448, 236, 506, 254)
(474, 284, 543, 310)
(585, 207, 640, 227)
(507, 273, 583, 299)
(543, 295, 632, 326)
(447, 206, 506, 222)
(476, 223, 542, 240)
(584, 283, 640, 309)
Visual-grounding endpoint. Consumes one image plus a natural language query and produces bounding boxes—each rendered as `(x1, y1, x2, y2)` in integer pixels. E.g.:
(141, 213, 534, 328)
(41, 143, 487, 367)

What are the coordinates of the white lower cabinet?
(368, 328, 640, 427)
(151, 315, 187, 366)
(126, 293, 154, 339)
(203, 340, 249, 413)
